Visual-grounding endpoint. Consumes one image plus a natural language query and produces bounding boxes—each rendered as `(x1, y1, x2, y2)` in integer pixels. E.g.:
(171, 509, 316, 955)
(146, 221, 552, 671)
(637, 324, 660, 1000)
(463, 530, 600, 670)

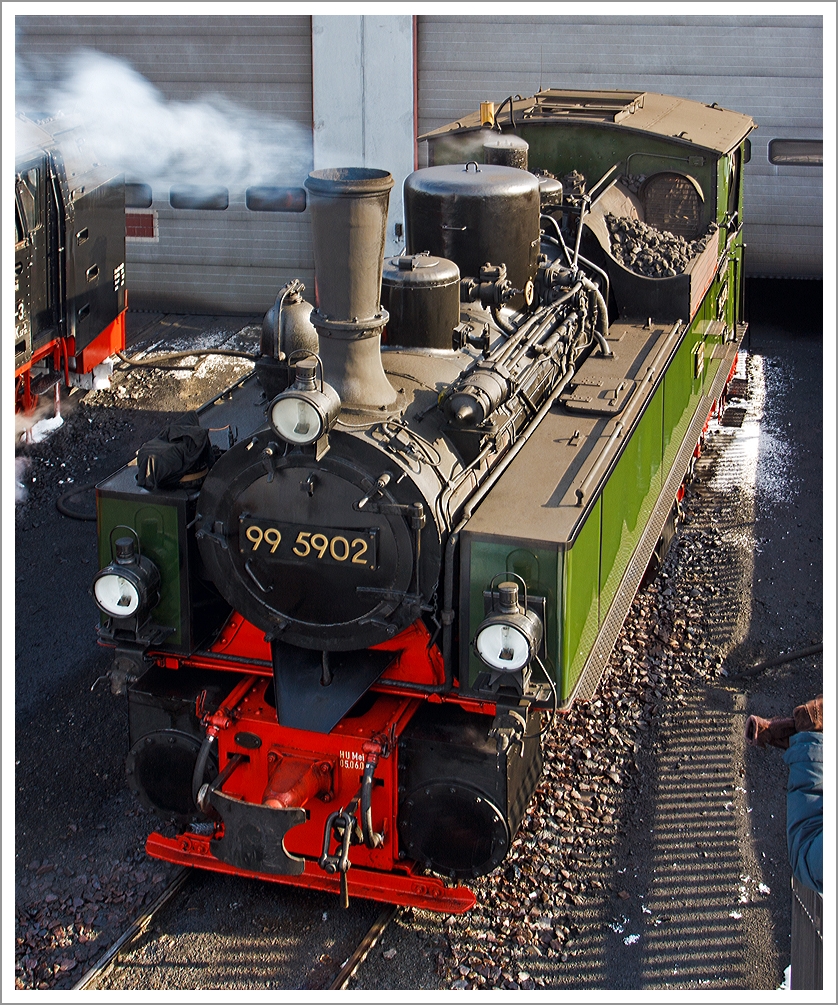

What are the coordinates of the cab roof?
(15, 114, 56, 164)
(420, 89, 756, 156)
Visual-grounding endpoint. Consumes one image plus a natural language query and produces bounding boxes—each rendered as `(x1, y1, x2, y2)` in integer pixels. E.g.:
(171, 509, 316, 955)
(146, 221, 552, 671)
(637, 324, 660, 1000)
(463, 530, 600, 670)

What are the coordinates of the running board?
(566, 334, 742, 706)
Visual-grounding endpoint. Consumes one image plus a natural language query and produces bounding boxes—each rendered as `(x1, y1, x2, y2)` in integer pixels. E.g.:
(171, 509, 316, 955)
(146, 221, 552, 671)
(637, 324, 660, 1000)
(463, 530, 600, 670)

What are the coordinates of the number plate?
(239, 518, 378, 571)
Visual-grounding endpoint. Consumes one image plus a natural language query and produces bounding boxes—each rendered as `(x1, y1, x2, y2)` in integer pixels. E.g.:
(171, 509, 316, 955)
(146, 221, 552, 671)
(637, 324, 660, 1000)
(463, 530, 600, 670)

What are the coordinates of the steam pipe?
(589, 287, 611, 355)
(541, 213, 573, 269)
(572, 197, 589, 267)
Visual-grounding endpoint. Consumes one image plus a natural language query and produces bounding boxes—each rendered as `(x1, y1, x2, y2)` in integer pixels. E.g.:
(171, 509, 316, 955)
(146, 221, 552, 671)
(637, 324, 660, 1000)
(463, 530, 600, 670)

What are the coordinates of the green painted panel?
(521, 124, 720, 231)
(600, 387, 664, 619)
(466, 539, 560, 690)
(718, 154, 730, 232)
(561, 498, 600, 700)
(97, 496, 183, 644)
(662, 322, 708, 474)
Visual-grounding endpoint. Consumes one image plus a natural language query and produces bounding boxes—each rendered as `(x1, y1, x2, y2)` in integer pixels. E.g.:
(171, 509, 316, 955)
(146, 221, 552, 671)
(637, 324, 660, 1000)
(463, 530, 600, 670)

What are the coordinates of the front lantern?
(93, 535, 160, 626)
(473, 580, 543, 694)
(269, 355, 340, 451)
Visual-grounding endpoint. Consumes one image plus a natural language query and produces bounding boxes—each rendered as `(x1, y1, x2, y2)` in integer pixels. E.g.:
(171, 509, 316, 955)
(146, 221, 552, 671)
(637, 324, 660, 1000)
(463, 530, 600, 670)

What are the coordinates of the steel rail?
(328, 903, 400, 990)
(70, 867, 193, 991)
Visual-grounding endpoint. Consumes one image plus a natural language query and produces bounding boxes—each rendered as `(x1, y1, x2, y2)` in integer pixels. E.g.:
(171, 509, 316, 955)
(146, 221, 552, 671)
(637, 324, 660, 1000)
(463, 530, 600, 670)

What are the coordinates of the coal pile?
(606, 215, 718, 279)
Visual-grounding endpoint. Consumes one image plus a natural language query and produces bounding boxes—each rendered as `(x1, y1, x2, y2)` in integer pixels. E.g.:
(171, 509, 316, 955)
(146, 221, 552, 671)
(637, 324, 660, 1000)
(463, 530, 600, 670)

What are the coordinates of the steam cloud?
(15, 49, 313, 191)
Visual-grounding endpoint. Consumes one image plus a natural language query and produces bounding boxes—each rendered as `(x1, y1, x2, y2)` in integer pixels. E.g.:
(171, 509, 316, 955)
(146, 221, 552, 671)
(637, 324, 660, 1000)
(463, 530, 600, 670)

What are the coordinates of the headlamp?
(269, 357, 340, 447)
(93, 536, 160, 623)
(473, 581, 543, 672)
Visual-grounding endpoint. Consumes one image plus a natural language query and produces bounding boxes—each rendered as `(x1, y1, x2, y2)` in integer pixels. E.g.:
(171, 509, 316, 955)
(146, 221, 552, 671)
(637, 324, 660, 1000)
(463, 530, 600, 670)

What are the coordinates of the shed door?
(416, 14, 823, 279)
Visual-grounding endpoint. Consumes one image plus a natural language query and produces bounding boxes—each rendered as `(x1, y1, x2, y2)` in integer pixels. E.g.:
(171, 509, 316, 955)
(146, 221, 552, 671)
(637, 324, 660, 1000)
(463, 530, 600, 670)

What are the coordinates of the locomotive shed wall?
(15, 15, 316, 314)
(417, 14, 824, 280)
(14, 13, 823, 315)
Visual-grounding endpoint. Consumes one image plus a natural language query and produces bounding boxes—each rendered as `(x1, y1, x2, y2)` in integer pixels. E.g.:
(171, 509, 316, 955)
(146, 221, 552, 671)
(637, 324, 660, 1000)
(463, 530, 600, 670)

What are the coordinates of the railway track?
(72, 866, 399, 991)
(71, 868, 193, 991)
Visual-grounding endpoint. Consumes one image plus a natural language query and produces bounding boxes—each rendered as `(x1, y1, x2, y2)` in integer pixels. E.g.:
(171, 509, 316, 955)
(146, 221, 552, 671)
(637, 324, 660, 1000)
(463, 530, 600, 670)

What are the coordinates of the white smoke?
(15, 49, 312, 190)
(15, 392, 65, 449)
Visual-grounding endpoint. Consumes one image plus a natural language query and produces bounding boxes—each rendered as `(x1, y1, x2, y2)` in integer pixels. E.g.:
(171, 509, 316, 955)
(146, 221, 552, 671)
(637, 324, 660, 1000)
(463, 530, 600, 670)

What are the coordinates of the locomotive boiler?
(94, 90, 754, 912)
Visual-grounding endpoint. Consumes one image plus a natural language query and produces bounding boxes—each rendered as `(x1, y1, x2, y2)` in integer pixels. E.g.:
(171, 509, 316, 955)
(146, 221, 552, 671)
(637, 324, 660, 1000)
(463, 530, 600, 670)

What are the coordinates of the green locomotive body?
(93, 91, 754, 908)
(423, 90, 750, 703)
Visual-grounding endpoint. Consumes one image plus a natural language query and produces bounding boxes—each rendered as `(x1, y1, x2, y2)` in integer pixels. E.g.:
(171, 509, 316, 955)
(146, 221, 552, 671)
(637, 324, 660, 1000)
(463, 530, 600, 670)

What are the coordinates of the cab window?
(16, 165, 41, 234)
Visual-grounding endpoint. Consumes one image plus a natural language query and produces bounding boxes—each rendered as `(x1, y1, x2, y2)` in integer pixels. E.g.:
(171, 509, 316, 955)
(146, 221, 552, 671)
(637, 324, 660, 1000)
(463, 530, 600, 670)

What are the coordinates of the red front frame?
(143, 617, 489, 914)
(15, 308, 126, 413)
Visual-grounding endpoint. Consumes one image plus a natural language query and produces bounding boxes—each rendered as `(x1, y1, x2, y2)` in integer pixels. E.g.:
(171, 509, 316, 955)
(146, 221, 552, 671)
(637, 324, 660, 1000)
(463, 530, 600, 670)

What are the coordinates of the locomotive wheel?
(126, 729, 218, 826)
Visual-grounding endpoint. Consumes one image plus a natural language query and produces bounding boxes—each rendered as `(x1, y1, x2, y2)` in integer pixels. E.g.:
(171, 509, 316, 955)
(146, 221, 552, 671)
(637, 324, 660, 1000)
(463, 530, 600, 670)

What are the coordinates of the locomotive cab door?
(14, 200, 32, 369)
(14, 156, 51, 365)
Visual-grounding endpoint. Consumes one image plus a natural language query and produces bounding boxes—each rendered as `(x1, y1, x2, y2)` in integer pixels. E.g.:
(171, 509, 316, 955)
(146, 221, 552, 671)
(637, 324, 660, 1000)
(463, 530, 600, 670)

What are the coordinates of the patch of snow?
(23, 413, 64, 443)
(15, 457, 30, 502)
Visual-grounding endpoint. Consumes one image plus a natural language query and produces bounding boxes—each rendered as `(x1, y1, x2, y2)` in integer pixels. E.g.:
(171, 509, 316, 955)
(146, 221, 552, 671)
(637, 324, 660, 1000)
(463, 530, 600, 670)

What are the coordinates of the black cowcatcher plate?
(270, 640, 397, 733)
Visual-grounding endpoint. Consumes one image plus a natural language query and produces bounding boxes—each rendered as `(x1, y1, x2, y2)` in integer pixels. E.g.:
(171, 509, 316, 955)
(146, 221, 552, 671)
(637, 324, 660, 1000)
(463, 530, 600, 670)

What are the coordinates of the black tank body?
(403, 163, 540, 305)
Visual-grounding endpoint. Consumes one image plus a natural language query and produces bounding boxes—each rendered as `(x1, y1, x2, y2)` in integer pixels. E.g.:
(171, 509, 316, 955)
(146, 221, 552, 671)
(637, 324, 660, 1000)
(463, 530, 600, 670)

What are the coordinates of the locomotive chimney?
(304, 167, 399, 414)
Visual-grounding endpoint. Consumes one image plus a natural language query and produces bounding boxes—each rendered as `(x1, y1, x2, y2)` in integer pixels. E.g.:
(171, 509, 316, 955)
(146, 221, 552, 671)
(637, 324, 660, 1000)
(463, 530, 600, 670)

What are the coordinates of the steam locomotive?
(94, 90, 753, 913)
(14, 114, 126, 414)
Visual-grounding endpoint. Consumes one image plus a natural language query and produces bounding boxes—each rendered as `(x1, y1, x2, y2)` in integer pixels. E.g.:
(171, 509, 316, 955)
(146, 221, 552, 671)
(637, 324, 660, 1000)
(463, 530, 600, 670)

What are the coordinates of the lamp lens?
(94, 574, 140, 617)
(271, 395, 323, 444)
(475, 622, 531, 671)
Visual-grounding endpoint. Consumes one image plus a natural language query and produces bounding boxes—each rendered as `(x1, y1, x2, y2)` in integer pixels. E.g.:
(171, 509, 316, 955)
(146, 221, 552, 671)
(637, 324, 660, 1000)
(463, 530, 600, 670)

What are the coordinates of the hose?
(490, 304, 517, 336)
(731, 643, 823, 680)
(494, 95, 517, 132)
(117, 347, 259, 371)
(191, 733, 216, 809)
(56, 482, 97, 521)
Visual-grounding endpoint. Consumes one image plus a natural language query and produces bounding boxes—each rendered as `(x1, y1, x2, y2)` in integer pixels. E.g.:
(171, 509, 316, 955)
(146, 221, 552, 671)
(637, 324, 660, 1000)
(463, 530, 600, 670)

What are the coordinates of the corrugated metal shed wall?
(417, 15, 823, 278)
(16, 15, 314, 313)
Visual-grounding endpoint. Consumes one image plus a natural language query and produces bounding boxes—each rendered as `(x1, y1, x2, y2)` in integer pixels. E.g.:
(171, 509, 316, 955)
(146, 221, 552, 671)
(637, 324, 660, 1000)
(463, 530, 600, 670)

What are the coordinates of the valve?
(460, 262, 521, 308)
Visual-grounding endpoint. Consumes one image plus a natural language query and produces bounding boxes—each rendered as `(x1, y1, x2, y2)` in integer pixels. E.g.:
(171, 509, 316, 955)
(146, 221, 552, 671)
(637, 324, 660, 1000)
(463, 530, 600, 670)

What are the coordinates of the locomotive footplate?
(207, 789, 306, 875)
